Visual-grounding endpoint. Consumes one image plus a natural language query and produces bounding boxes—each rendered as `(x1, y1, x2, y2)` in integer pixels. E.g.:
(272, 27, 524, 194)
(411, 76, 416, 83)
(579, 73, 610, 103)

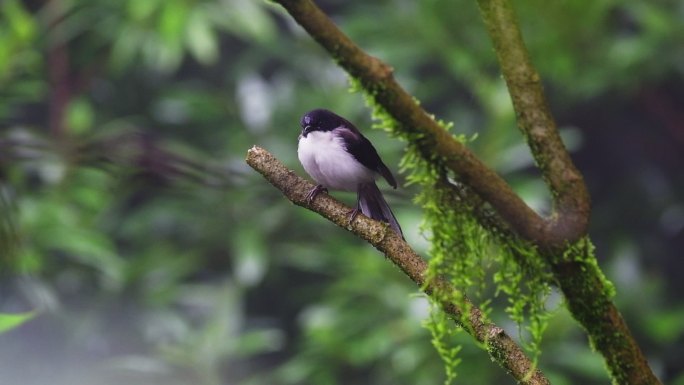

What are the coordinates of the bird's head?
(300, 109, 344, 137)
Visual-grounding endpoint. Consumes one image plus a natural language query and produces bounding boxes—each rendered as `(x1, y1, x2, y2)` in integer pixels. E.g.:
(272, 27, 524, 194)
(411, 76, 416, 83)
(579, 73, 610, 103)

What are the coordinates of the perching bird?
(297, 108, 403, 238)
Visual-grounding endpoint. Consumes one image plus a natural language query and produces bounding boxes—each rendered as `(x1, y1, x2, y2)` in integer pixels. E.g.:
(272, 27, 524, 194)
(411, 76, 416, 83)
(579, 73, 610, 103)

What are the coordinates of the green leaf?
(0, 311, 36, 333)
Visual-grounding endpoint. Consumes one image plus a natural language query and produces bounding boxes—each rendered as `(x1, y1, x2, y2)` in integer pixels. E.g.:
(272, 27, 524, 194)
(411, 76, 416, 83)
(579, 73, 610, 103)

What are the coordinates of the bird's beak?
(302, 125, 312, 136)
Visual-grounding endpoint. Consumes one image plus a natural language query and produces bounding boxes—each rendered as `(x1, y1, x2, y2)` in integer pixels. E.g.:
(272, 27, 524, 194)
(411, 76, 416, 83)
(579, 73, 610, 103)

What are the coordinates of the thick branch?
(246, 146, 550, 385)
(475, 2, 660, 384)
(551, 259, 661, 385)
(476, 0, 591, 247)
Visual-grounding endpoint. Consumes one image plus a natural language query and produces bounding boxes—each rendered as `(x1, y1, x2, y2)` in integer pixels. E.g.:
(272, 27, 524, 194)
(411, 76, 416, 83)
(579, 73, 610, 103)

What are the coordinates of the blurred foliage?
(0, 0, 682, 384)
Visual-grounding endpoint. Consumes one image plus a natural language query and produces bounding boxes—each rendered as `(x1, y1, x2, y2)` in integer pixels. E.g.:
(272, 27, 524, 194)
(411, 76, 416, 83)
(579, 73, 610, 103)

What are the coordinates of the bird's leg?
(347, 190, 362, 225)
(305, 184, 328, 205)
(347, 206, 360, 226)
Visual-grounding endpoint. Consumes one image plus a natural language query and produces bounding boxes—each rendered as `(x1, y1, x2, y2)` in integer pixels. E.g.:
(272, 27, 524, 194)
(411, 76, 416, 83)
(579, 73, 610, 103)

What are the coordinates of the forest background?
(0, 0, 683, 384)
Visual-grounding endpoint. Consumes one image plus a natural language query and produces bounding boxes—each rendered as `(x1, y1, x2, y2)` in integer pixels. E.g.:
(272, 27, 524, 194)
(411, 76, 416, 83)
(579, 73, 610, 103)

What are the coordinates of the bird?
(297, 108, 403, 238)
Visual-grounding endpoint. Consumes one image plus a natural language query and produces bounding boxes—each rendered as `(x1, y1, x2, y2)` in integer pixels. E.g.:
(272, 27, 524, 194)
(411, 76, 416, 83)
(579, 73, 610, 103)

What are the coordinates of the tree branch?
(475, 2, 660, 384)
(475, 0, 591, 247)
(246, 146, 550, 385)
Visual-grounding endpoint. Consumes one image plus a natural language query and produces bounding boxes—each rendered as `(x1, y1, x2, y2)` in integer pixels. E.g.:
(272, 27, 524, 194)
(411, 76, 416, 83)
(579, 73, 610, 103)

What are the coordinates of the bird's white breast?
(298, 131, 376, 191)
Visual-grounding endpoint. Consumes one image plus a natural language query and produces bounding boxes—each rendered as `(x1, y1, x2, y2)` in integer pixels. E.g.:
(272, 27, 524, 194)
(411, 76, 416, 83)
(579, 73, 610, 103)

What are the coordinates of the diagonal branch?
(246, 146, 550, 385)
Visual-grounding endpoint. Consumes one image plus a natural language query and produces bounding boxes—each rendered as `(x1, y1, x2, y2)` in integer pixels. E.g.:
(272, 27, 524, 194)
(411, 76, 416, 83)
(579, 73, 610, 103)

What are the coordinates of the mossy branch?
(246, 146, 550, 385)
(476, 1, 660, 384)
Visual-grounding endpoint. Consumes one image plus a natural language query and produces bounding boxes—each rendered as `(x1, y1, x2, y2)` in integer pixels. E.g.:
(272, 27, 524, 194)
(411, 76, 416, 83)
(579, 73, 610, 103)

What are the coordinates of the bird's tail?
(358, 182, 403, 238)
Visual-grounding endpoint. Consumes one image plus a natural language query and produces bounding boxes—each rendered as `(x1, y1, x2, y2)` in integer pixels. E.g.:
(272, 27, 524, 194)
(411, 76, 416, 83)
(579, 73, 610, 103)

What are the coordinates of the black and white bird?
(297, 108, 403, 238)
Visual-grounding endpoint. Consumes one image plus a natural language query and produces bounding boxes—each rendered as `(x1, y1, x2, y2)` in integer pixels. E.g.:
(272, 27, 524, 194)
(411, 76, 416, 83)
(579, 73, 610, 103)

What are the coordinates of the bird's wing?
(335, 126, 397, 189)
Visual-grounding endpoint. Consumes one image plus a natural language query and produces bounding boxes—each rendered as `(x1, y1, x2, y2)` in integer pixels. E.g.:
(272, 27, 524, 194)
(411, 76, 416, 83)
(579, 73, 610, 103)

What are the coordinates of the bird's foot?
(305, 184, 328, 205)
(346, 207, 360, 226)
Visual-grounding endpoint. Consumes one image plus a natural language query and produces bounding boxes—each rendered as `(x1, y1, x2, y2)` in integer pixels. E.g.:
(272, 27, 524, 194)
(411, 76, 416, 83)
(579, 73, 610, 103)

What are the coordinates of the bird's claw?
(305, 184, 328, 205)
(347, 207, 360, 226)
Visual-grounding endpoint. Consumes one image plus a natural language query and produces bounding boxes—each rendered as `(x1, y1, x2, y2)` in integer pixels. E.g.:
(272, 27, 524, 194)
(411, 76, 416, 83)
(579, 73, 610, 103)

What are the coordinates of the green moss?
(424, 307, 462, 385)
(404, 140, 553, 380)
(561, 237, 616, 299)
(555, 238, 632, 384)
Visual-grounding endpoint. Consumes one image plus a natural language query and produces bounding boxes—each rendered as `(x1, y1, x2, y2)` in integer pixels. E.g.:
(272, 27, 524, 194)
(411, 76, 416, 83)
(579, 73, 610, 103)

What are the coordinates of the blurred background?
(0, 0, 683, 384)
